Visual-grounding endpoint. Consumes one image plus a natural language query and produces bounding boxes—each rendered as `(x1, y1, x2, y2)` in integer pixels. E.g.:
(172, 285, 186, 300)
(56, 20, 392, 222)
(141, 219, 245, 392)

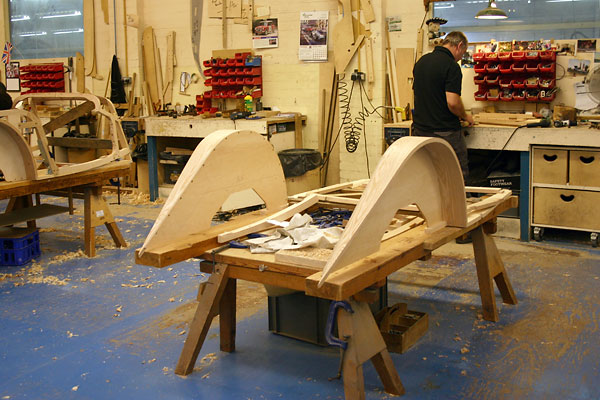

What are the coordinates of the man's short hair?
(442, 31, 468, 49)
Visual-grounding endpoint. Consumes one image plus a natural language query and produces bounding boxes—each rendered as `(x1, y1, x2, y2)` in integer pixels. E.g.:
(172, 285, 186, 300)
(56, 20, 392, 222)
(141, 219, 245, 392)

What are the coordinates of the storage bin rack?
(19, 63, 65, 94)
(201, 53, 263, 114)
(473, 51, 556, 103)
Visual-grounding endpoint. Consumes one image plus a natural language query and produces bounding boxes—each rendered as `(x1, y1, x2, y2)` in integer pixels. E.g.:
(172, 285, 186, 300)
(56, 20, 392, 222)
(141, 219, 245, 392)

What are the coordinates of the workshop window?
(9, 0, 84, 59)
(434, 0, 600, 42)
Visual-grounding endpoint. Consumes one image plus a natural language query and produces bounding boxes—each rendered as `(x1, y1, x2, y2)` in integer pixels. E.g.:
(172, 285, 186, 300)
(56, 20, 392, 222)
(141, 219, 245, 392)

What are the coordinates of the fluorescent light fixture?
(546, 0, 581, 2)
(11, 15, 31, 22)
(53, 28, 84, 35)
(475, 0, 508, 19)
(19, 31, 48, 37)
(435, 3, 455, 9)
(41, 11, 82, 19)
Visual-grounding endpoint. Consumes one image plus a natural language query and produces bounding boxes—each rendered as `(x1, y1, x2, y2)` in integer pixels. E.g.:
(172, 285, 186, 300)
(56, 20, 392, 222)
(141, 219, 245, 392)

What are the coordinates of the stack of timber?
(473, 112, 541, 127)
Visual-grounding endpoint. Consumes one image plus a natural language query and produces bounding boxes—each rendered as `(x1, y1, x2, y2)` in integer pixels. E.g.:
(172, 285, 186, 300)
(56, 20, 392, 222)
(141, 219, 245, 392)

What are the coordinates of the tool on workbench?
(309, 208, 352, 228)
(325, 300, 354, 381)
(526, 118, 551, 128)
(230, 111, 251, 120)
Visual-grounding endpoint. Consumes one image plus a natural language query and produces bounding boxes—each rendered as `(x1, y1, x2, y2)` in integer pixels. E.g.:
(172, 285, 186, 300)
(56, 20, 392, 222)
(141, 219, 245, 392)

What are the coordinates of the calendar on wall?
(299, 11, 328, 62)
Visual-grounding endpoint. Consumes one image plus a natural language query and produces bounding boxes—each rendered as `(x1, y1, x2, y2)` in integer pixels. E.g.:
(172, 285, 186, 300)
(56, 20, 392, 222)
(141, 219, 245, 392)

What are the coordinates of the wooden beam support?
(471, 225, 518, 322)
(42, 101, 95, 134)
(175, 264, 231, 376)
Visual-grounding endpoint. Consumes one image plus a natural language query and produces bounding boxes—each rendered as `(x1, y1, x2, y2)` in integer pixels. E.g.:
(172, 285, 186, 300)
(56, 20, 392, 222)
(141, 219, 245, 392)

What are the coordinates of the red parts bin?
(499, 78, 512, 88)
(540, 51, 556, 61)
(499, 63, 512, 74)
(525, 51, 540, 60)
(526, 61, 539, 73)
(474, 63, 487, 73)
(498, 52, 512, 61)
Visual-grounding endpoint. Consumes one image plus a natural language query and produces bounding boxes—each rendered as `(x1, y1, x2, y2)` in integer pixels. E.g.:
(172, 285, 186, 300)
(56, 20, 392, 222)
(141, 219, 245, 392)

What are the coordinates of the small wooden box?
(533, 187, 600, 230)
(569, 150, 600, 187)
(67, 148, 96, 163)
(532, 148, 567, 184)
(375, 304, 428, 354)
(553, 105, 576, 122)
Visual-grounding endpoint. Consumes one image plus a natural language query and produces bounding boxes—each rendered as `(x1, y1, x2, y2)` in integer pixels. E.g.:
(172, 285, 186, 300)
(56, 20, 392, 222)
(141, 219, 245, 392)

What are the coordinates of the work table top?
(465, 125, 599, 151)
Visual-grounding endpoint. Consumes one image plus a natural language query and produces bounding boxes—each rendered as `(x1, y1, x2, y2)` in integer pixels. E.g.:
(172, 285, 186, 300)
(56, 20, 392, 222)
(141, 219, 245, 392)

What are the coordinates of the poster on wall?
(5, 61, 20, 92)
(577, 39, 597, 53)
(252, 18, 279, 49)
(299, 11, 328, 62)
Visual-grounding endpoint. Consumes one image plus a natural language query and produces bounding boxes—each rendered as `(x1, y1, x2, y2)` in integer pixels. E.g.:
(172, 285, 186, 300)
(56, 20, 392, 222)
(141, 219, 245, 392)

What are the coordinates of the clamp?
(325, 300, 354, 380)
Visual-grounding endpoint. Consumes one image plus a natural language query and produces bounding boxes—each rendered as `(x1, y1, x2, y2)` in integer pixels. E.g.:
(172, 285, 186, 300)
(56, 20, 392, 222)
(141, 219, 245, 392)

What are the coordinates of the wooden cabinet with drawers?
(530, 145, 600, 246)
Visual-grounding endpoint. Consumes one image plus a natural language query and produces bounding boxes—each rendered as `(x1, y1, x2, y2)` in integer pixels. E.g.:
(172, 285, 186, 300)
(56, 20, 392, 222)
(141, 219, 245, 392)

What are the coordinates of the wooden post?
(83, 185, 127, 257)
(219, 277, 237, 352)
(337, 300, 405, 399)
(175, 264, 231, 375)
(471, 225, 518, 322)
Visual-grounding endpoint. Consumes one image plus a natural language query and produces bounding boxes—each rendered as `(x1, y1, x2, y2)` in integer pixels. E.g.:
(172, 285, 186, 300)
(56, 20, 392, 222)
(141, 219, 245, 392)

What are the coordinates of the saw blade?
(191, 0, 206, 78)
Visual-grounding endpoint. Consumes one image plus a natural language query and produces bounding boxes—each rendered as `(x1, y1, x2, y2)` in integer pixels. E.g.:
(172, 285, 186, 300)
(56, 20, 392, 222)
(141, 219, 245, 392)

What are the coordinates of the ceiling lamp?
(475, 0, 508, 19)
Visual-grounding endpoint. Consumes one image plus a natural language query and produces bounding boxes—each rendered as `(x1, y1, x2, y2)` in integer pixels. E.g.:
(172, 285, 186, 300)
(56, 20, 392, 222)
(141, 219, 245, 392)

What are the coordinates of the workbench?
(0, 162, 130, 257)
(465, 125, 600, 240)
(145, 114, 306, 201)
(137, 192, 517, 399)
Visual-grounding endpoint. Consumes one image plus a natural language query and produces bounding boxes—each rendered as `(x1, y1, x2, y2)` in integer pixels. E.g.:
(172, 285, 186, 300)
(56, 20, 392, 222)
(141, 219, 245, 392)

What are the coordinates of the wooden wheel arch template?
(139, 129, 289, 256)
(0, 92, 131, 180)
(0, 119, 37, 182)
(319, 136, 468, 286)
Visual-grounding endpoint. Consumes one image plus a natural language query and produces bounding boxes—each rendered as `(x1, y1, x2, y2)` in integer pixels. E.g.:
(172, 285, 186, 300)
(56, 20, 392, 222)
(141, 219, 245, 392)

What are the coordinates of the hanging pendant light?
(475, 0, 508, 19)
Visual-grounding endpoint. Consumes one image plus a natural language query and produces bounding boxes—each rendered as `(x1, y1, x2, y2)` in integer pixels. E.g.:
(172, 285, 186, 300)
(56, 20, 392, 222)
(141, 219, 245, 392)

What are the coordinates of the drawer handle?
(560, 194, 575, 202)
(543, 154, 558, 162)
(580, 156, 595, 164)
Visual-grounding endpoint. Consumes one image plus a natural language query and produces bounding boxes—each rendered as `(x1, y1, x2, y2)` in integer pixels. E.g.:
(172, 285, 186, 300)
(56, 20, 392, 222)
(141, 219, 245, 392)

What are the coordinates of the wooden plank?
(142, 27, 159, 110)
(274, 248, 330, 269)
(423, 196, 517, 250)
(0, 204, 70, 227)
(217, 194, 318, 243)
(200, 262, 308, 292)
(395, 48, 414, 114)
(101, 0, 109, 24)
(76, 52, 85, 93)
(46, 137, 113, 150)
(83, 0, 95, 76)
(135, 211, 272, 268)
(306, 228, 426, 301)
(360, 0, 375, 23)
(163, 32, 175, 105)
(0, 162, 131, 200)
(42, 101, 95, 133)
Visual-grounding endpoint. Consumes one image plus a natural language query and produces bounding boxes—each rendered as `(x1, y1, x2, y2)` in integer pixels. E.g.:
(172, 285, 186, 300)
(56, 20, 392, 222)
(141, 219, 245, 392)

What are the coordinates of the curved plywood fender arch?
(139, 130, 288, 255)
(0, 120, 37, 182)
(319, 136, 468, 286)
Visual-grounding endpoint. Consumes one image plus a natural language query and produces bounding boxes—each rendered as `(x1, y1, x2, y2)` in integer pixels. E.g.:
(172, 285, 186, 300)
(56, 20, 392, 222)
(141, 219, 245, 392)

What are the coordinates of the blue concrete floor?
(1, 196, 599, 399)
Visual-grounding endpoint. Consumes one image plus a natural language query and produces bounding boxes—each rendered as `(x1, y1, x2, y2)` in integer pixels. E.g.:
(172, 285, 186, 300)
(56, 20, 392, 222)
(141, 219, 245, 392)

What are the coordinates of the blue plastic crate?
(0, 228, 41, 266)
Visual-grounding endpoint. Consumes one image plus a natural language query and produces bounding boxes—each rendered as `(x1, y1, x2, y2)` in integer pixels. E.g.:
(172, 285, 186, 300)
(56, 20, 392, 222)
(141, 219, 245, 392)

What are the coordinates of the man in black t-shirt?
(0, 82, 12, 110)
(412, 31, 474, 180)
